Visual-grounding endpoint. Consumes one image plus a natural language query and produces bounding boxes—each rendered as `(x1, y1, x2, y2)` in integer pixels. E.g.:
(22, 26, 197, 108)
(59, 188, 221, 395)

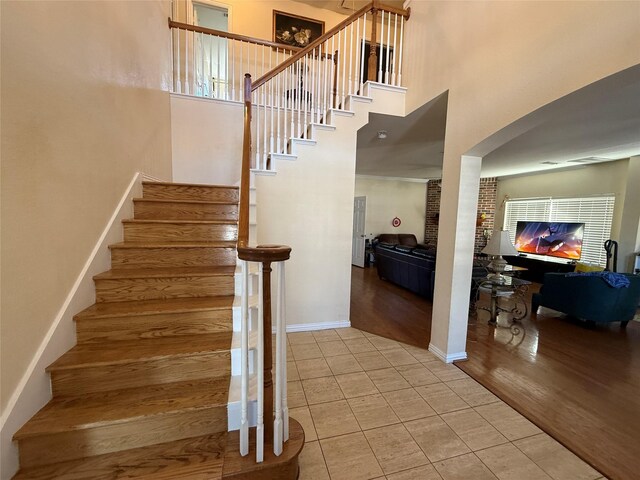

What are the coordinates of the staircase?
(11, 182, 256, 479)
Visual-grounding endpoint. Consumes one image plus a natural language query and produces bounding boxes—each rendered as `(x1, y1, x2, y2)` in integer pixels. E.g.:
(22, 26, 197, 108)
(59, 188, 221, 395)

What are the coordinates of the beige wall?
(402, 0, 640, 357)
(354, 177, 426, 239)
(1, 0, 173, 423)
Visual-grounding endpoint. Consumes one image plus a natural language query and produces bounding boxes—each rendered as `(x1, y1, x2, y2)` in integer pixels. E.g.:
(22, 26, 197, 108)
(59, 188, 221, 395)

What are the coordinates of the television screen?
(514, 221, 585, 260)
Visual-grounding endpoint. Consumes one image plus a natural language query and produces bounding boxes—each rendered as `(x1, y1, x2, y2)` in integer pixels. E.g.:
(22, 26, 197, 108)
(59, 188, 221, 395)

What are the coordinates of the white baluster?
(193, 30, 197, 94)
(276, 49, 281, 154)
(256, 262, 265, 462)
(239, 41, 243, 99)
(341, 27, 347, 107)
(255, 88, 260, 169)
(378, 10, 384, 82)
(385, 11, 391, 84)
(348, 22, 354, 95)
(175, 29, 181, 93)
(269, 55, 274, 157)
(209, 33, 214, 97)
(335, 30, 341, 109)
(273, 261, 284, 456)
(330, 35, 336, 109)
(397, 17, 404, 86)
(322, 42, 329, 122)
(240, 260, 249, 456)
(310, 49, 316, 129)
(303, 55, 308, 139)
(280, 262, 289, 442)
(354, 18, 360, 94)
(360, 14, 367, 93)
(289, 65, 294, 150)
(231, 40, 235, 101)
(316, 47, 322, 124)
(296, 61, 301, 138)
(264, 50, 270, 168)
(391, 14, 398, 85)
(184, 30, 190, 95)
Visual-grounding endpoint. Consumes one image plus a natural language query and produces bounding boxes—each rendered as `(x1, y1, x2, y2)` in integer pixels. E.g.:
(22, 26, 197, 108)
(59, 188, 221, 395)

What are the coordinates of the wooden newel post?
(237, 244, 292, 446)
(368, 8, 378, 82)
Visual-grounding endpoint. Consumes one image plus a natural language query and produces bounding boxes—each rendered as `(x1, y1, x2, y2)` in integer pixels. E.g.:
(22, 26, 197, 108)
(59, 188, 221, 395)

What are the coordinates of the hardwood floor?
(350, 265, 640, 480)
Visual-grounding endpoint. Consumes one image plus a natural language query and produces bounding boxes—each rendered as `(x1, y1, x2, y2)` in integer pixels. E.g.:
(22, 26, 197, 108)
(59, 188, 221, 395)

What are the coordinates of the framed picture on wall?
(273, 10, 325, 48)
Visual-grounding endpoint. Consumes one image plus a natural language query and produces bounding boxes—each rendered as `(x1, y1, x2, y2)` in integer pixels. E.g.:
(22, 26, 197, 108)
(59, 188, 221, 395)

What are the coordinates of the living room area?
(349, 64, 640, 480)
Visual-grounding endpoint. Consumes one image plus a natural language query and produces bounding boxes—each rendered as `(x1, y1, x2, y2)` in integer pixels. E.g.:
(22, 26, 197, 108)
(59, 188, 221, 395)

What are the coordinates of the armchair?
(531, 273, 640, 327)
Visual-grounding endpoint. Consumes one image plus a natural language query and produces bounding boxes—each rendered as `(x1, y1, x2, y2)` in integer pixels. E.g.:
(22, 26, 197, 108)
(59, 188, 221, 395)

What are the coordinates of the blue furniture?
(531, 273, 640, 327)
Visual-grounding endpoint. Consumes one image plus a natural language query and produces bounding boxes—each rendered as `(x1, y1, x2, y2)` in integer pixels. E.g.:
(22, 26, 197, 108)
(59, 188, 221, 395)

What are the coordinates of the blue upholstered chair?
(531, 273, 640, 327)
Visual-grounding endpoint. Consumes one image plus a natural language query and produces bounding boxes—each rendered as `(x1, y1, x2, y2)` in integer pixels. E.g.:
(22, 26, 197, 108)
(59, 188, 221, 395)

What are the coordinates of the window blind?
(503, 195, 615, 267)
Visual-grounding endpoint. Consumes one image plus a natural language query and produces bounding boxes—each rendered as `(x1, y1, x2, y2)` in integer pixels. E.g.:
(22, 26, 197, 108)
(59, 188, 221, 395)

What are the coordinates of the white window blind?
(503, 195, 615, 267)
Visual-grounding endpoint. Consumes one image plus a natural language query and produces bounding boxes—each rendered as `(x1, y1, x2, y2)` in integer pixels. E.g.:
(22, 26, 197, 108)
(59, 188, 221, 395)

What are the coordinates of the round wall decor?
(392, 217, 402, 228)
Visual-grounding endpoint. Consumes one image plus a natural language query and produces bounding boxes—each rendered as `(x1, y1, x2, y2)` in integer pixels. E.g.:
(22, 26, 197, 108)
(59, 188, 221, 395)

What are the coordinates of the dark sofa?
(374, 234, 489, 302)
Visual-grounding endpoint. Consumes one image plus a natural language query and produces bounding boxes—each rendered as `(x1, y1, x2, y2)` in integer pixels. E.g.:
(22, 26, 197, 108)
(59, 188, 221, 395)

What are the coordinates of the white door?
(352, 196, 367, 267)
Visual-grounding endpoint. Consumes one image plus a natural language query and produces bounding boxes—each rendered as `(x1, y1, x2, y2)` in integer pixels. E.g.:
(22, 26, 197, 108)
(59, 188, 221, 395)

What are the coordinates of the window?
(503, 194, 615, 266)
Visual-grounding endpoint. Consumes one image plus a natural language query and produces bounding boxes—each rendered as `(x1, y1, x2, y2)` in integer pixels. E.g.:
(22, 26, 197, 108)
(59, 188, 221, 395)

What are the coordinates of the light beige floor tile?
(325, 353, 364, 375)
(405, 416, 471, 462)
(474, 403, 542, 441)
(344, 337, 377, 354)
(292, 342, 323, 360)
(396, 364, 440, 387)
(441, 408, 508, 451)
(386, 464, 443, 480)
(290, 406, 318, 442)
(318, 339, 350, 357)
(446, 378, 499, 407)
(296, 358, 333, 380)
(288, 380, 307, 407)
(302, 376, 345, 405)
(287, 361, 300, 382)
(336, 371, 379, 398)
(381, 348, 420, 366)
(288, 331, 318, 345)
(367, 367, 411, 392)
(320, 431, 384, 480)
(298, 440, 330, 480)
(425, 361, 469, 382)
(364, 423, 430, 474)
(335, 327, 366, 340)
(403, 345, 441, 364)
(287, 344, 293, 358)
(415, 383, 469, 414)
(354, 351, 393, 371)
(368, 335, 404, 351)
(312, 329, 340, 343)
(513, 433, 602, 480)
(383, 387, 437, 421)
(309, 399, 361, 439)
(348, 393, 400, 430)
(433, 452, 498, 480)
(476, 443, 553, 479)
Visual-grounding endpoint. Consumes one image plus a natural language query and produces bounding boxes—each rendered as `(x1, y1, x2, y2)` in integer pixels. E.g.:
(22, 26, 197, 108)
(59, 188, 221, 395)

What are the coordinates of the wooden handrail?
(251, 1, 409, 91)
(238, 74, 252, 248)
(168, 19, 301, 53)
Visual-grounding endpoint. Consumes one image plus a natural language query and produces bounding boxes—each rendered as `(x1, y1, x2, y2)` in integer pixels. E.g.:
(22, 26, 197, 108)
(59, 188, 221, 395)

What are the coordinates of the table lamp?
(482, 230, 518, 282)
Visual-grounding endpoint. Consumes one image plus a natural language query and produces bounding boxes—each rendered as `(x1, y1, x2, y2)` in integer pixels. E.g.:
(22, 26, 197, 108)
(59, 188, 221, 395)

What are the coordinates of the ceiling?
(355, 65, 640, 180)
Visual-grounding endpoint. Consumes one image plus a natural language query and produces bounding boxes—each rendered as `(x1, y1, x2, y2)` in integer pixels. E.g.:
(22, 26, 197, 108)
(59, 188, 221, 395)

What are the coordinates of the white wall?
(1, 1, 173, 477)
(171, 95, 243, 185)
(354, 176, 427, 240)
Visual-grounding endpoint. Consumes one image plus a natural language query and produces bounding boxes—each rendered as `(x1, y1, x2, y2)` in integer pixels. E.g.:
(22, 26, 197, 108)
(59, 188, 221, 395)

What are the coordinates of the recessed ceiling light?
(541, 161, 559, 165)
(377, 130, 388, 139)
(567, 157, 610, 164)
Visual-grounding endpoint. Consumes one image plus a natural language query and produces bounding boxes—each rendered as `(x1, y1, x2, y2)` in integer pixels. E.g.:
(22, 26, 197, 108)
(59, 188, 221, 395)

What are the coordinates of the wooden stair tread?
(122, 218, 238, 225)
(47, 333, 233, 371)
(109, 241, 237, 249)
(94, 266, 236, 280)
(75, 296, 234, 320)
(143, 180, 238, 190)
(15, 377, 230, 439)
(134, 198, 237, 205)
(13, 432, 225, 479)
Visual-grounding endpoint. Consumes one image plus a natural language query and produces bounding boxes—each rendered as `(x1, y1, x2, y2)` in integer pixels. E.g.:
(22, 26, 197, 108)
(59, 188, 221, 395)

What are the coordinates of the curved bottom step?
(222, 418, 304, 480)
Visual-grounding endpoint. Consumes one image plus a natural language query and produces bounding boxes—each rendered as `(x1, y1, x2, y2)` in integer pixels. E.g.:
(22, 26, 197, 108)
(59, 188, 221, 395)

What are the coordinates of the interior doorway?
(352, 196, 367, 267)
(192, 2, 229, 98)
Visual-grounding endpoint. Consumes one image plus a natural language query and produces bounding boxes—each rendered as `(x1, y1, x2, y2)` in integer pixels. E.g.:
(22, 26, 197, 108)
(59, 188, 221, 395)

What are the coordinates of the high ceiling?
(292, 0, 405, 15)
(355, 65, 640, 180)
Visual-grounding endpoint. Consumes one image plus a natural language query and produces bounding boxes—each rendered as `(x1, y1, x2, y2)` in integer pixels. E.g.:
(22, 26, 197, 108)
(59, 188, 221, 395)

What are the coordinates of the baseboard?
(428, 343, 468, 364)
(285, 320, 351, 333)
(0, 172, 146, 480)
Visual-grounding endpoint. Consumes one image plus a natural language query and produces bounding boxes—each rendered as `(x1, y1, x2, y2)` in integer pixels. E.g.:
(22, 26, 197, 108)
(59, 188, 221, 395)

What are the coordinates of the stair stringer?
(226, 82, 407, 432)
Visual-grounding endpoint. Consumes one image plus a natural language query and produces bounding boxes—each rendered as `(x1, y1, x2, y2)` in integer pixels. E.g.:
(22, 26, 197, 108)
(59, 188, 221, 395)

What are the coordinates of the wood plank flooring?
(350, 265, 640, 480)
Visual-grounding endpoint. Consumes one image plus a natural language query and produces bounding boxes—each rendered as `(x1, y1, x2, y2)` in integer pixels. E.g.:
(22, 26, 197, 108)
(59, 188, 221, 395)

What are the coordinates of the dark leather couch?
(374, 234, 488, 302)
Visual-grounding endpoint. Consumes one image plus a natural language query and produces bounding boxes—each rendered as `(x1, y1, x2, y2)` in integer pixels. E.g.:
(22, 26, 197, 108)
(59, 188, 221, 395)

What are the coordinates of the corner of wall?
(0, 172, 144, 479)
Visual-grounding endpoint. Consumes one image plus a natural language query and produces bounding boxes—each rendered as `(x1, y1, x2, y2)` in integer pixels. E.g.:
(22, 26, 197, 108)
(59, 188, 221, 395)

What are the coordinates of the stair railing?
(168, 19, 300, 100)
(234, 0, 410, 463)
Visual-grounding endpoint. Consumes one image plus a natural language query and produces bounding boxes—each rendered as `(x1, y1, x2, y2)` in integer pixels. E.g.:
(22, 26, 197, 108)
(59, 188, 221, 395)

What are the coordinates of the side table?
(476, 275, 531, 325)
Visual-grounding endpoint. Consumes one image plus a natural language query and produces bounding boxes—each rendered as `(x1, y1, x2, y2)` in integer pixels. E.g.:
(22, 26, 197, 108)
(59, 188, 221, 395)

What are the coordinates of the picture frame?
(273, 10, 325, 48)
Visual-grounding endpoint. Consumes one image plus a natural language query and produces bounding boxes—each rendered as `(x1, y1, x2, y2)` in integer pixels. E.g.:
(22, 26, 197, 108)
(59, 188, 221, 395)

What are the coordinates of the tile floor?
(285, 327, 607, 480)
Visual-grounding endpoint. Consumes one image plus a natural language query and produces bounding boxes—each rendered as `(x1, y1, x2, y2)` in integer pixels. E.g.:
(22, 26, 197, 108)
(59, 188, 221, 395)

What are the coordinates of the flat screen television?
(514, 221, 585, 260)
